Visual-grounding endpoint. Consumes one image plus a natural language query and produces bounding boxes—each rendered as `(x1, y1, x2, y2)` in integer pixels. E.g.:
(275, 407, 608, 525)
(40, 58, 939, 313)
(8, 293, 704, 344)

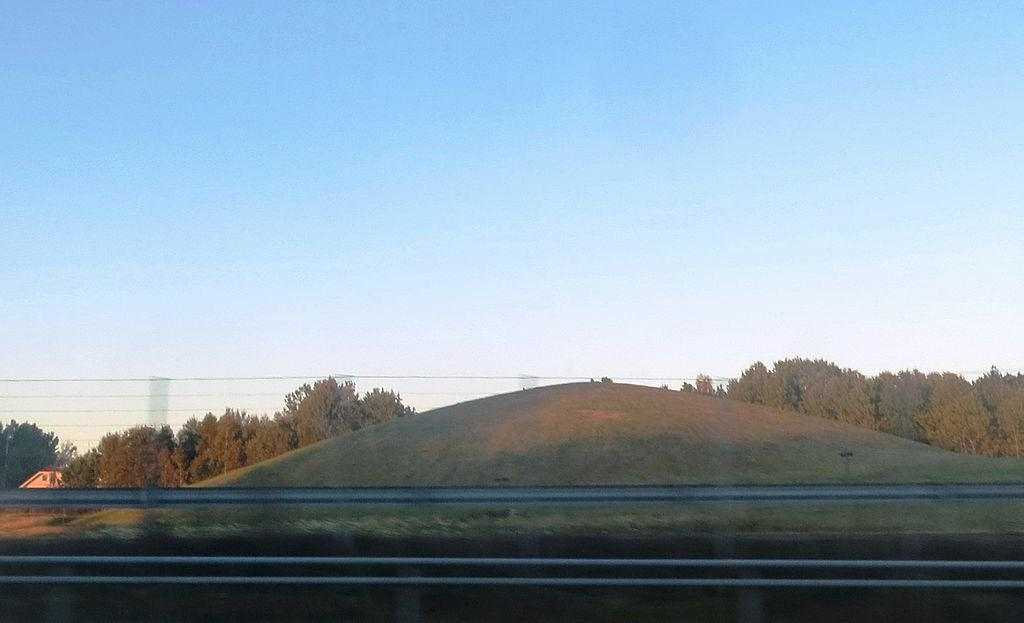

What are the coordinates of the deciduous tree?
(0, 421, 59, 488)
(918, 373, 990, 454)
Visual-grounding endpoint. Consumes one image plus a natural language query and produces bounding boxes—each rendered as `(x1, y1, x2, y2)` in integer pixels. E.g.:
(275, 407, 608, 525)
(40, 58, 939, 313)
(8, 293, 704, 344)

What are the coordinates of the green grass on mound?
(204, 383, 1024, 487)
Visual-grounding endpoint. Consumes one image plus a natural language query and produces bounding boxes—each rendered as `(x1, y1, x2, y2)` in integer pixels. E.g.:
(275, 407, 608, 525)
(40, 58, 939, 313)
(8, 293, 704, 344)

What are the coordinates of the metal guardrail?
(4, 576, 1024, 588)
(1, 556, 1024, 589)
(3, 556, 1024, 570)
(2, 513, 1023, 623)
(4, 484, 1024, 509)
(4, 486, 1024, 617)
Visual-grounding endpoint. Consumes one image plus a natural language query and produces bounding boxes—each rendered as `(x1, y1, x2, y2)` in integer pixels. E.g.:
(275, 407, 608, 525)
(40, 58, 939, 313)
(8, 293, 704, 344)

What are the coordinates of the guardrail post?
(395, 566, 421, 623)
(736, 572, 764, 623)
(46, 565, 73, 623)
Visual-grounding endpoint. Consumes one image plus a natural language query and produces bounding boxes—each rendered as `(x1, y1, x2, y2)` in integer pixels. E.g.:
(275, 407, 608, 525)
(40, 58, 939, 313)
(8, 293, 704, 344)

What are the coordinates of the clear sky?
(2, 2, 1023, 448)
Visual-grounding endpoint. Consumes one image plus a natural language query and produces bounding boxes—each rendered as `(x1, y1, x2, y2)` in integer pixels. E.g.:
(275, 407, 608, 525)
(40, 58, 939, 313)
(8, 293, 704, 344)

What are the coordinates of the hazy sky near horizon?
(3, 2, 1024, 445)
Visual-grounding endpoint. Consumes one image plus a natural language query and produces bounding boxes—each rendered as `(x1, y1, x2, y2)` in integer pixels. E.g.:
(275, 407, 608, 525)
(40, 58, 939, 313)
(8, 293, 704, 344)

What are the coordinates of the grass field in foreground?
(33, 499, 1024, 540)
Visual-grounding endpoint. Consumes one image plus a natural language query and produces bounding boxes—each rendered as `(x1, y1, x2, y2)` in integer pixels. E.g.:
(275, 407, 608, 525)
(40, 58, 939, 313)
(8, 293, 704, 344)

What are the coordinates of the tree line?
(726, 358, 1024, 457)
(6, 363, 1023, 488)
(63, 378, 413, 487)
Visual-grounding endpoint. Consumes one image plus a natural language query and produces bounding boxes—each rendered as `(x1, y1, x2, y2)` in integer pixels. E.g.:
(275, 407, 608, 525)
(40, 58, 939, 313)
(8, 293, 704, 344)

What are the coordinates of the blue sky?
(2, 2, 1023, 446)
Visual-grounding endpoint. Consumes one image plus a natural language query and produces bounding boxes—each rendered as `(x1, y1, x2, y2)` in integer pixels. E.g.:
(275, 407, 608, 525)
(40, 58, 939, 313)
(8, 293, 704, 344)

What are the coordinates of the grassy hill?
(205, 382, 1024, 487)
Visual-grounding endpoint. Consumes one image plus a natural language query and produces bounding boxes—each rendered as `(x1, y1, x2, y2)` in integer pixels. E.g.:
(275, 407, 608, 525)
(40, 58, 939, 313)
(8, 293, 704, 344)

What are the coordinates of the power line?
(0, 408, 282, 414)
(0, 374, 737, 383)
(0, 393, 282, 399)
(1, 369, 1018, 385)
(0, 392, 497, 410)
(0, 391, 496, 399)
(27, 424, 172, 428)
(0, 375, 323, 383)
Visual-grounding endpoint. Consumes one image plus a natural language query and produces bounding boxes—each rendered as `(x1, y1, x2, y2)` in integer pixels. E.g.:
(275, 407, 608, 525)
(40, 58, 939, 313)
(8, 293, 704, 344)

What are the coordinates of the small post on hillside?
(839, 451, 854, 481)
